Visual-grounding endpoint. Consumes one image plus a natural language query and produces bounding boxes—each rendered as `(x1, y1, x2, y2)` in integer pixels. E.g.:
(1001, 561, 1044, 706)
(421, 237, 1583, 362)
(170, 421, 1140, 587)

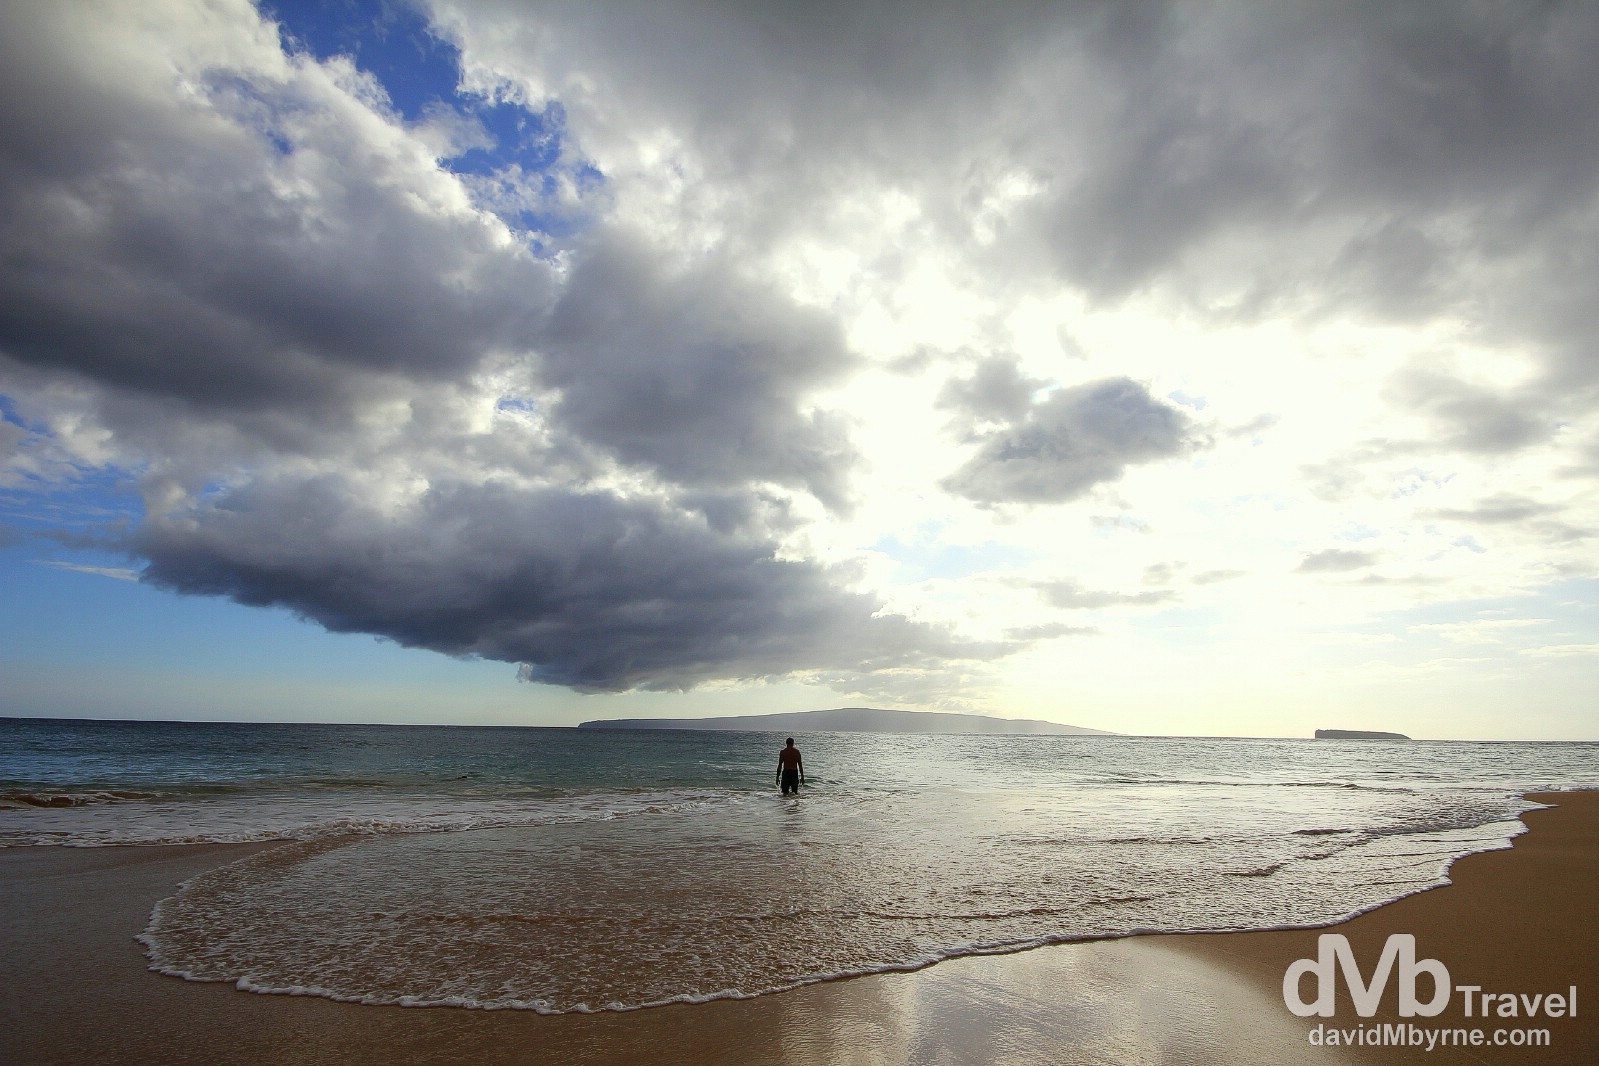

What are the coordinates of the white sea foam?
(0, 789, 163, 808)
(137, 788, 1542, 1014)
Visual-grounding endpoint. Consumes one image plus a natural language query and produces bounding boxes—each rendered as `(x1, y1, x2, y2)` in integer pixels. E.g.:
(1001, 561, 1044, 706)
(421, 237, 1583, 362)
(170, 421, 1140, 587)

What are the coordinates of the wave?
(1082, 775, 1420, 794)
(0, 789, 162, 808)
(139, 890, 1473, 1017)
(1227, 862, 1287, 878)
(126, 790, 1543, 1017)
(0, 787, 743, 847)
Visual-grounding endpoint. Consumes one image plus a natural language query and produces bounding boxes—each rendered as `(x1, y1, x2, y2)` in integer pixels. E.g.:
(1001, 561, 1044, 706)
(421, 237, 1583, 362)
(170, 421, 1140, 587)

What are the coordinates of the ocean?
(2, 717, 1595, 1014)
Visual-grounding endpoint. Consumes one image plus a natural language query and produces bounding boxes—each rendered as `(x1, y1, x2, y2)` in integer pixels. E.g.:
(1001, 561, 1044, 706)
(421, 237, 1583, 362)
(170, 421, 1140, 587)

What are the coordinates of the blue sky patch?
(265, 0, 460, 123)
(263, 0, 599, 239)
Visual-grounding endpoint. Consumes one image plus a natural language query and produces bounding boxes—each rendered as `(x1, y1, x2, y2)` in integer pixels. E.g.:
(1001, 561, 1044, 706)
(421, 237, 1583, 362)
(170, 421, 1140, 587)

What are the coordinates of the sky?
(2, 0, 1596, 740)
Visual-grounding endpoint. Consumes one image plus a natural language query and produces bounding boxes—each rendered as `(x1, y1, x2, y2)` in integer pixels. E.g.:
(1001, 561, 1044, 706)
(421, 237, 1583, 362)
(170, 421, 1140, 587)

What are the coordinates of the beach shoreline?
(3, 791, 1592, 1065)
(1162, 789, 1596, 1064)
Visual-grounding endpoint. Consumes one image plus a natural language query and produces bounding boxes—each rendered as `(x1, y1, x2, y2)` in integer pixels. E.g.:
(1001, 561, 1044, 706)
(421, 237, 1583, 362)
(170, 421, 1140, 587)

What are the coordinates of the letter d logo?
(1283, 938, 1337, 1017)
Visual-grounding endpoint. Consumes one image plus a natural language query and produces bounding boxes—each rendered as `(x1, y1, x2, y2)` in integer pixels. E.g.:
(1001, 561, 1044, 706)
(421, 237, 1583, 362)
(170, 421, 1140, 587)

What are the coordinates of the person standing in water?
(776, 737, 805, 795)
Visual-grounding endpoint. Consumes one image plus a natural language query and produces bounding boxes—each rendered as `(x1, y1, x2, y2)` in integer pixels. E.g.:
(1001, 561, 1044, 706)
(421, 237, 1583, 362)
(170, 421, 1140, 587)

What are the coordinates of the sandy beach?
(3, 791, 1592, 1065)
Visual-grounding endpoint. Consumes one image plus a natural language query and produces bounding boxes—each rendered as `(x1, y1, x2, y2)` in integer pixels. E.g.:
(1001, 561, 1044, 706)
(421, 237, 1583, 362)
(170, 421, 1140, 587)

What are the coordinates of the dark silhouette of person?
(776, 737, 805, 795)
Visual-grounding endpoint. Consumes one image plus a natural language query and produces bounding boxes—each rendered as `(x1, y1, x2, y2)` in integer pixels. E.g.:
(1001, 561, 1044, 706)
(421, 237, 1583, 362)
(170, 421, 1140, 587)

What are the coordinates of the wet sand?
(1163, 790, 1596, 1064)
(2, 792, 1592, 1065)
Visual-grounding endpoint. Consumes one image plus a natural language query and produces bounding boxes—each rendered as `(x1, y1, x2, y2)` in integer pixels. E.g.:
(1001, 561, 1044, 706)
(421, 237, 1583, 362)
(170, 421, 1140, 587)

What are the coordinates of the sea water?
(2, 718, 1595, 1012)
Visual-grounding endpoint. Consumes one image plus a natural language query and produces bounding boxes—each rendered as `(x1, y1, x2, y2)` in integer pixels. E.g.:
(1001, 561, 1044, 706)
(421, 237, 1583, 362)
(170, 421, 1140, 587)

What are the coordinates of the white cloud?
(1522, 643, 1599, 659)
(33, 561, 141, 581)
(1410, 619, 1551, 646)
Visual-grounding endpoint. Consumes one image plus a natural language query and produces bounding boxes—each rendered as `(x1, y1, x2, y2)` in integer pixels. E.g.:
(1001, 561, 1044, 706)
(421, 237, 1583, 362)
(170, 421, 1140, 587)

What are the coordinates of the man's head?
(786, 737, 794, 747)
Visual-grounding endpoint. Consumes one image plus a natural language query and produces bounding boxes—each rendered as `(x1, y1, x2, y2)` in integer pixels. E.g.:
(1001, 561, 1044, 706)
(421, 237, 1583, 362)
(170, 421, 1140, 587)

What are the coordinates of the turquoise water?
(3, 718, 1595, 1011)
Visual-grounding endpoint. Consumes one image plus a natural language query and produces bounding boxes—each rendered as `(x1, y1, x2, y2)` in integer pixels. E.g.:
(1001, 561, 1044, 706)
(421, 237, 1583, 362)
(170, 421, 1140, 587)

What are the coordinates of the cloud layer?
(138, 476, 978, 691)
(3, 0, 1597, 717)
(0, 0, 948, 694)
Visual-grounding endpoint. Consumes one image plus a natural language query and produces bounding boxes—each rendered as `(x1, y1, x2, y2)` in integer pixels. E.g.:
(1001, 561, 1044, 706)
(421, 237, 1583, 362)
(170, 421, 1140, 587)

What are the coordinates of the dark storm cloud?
(445, 2, 1599, 294)
(541, 236, 857, 508)
(443, 0, 1599, 440)
(990, 1, 1599, 351)
(1296, 549, 1378, 574)
(9, 0, 1599, 697)
(942, 377, 1196, 505)
(0, 3, 552, 427)
(0, 1, 973, 694)
(0, 3, 863, 502)
(137, 477, 987, 692)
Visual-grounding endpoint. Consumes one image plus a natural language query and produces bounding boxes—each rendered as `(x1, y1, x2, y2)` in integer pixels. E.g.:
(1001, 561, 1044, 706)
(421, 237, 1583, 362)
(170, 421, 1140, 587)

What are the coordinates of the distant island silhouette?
(579, 707, 1115, 736)
(1314, 728, 1411, 740)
